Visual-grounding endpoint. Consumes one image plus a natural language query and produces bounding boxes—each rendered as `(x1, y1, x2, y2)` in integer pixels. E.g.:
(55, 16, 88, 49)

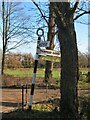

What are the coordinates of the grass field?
(4, 68, 88, 76)
(4, 68, 89, 88)
(4, 68, 61, 79)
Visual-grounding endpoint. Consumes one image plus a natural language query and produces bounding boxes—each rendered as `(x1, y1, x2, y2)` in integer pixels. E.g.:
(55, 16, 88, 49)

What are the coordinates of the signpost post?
(28, 28, 44, 111)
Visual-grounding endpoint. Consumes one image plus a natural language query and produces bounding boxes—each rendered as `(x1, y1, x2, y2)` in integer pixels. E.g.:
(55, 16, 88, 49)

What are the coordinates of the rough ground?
(0, 75, 90, 120)
(0, 88, 90, 113)
(0, 88, 60, 113)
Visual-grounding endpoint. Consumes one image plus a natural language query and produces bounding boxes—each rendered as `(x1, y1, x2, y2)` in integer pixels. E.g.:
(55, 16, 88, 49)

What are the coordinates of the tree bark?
(45, 2, 55, 83)
(1, 1, 5, 75)
(45, 61, 53, 83)
(87, 72, 90, 82)
(57, 17, 79, 119)
(52, 2, 79, 119)
(87, 52, 90, 82)
(1, 1, 8, 75)
(1, 49, 5, 75)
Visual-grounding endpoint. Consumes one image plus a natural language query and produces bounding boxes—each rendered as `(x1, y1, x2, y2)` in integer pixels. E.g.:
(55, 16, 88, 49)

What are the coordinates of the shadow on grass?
(0, 102, 22, 107)
(1, 96, 90, 120)
(2, 109, 60, 120)
(2, 98, 60, 120)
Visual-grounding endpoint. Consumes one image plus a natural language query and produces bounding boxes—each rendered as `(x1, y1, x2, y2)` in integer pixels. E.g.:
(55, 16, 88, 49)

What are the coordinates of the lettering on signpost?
(38, 41, 50, 48)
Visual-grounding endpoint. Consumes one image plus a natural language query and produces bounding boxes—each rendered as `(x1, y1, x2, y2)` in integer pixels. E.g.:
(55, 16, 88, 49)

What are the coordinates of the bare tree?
(0, 1, 31, 74)
(52, 1, 90, 119)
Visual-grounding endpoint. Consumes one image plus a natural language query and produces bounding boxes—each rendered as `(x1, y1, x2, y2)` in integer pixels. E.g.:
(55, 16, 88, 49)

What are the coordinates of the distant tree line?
(4, 52, 60, 69)
(78, 52, 88, 68)
(4, 53, 34, 69)
(4, 52, 88, 69)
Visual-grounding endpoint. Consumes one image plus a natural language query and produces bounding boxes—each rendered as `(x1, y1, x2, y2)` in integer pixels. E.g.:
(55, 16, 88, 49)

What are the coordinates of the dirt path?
(0, 88, 90, 113)
(0, 88, 60, 113)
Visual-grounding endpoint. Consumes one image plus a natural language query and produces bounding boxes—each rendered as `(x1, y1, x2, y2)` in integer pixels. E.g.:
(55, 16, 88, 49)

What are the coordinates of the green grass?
(4, 68, 60, 79)
(78, 81, 90, 89)
(2, 109, 60, 120)
(4, 68, 88, 80)
(79, 68, 89, 73)
(4, 68, 33, 77)
(4, 68, 89, 86)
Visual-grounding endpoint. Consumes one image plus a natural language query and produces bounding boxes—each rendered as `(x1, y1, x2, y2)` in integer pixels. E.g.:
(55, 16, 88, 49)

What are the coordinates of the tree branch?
(52, 3, 65, 29)
(6, 39, 25, 52)
(74, 10, 90, 20)
(31, 0, 49, 26)
(71, 2, 79, 14)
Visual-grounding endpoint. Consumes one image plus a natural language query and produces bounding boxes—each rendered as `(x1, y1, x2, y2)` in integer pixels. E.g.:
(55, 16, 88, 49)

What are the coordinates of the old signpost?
(28, 28, 60, 110)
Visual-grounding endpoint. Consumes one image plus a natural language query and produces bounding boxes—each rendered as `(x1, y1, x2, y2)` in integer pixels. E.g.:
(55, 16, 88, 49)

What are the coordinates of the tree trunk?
(1, 1, 5, 75)
(57, 17, 79, 119)
(1, 1, 9, 75)
(44, 2, 55, 83)
(87, 54, 90, 82)
(45, 61, 53, 83)
(87, 72, 90, 82)
(1, 49, 5, 75)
